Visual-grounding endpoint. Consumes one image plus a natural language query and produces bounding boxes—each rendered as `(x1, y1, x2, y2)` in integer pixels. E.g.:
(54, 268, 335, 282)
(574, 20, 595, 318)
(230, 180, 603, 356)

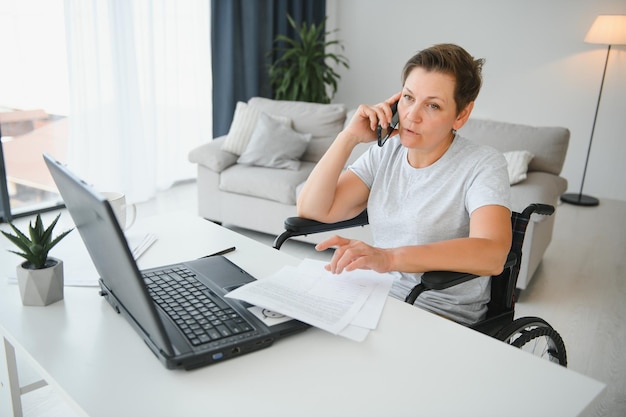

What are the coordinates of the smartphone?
(377, 101, 399, 147)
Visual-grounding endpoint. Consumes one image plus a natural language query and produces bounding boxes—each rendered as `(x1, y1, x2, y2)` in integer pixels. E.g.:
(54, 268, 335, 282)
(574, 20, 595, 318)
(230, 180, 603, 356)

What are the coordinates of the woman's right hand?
(343, 92, 402, 144)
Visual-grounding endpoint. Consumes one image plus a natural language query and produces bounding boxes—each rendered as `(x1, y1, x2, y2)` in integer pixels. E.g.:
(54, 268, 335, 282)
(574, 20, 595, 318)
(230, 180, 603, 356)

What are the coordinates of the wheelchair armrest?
(273, 210, 369, 249)
(521, 203, 554, 218)
(420, 252, 517, 291)
(421, 271, 479, 290)
(284, 210, 368, 234)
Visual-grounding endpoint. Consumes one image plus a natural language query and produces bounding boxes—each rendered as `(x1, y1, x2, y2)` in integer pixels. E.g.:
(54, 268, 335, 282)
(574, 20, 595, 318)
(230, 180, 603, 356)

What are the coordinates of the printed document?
(226, 259, 394, 341)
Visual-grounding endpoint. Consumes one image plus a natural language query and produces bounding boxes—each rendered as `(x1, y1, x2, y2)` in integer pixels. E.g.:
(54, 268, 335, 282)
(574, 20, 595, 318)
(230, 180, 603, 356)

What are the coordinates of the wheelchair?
(273, 203, 567, 367)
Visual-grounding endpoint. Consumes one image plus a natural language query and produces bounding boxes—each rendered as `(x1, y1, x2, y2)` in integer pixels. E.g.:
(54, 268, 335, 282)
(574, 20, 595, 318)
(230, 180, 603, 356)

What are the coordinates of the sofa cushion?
(301, 136, 335, 163)
(221, 101, 291, 155)
(459, 119, 569, 176)
(220, 161, 316, 205)
(237, 113, 312, 170)
(248, 97, 347, 163)
(504, 150, 534, 185)
(248, 97, 346, 137)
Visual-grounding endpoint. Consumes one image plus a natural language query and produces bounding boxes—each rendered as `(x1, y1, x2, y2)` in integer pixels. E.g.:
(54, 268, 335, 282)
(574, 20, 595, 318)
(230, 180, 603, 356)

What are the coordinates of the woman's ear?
(452, 101, 474, 131)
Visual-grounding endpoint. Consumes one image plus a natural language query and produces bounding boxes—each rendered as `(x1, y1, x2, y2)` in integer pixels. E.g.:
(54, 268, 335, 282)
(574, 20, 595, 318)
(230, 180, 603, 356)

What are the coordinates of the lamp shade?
(584, 15, 626, 45)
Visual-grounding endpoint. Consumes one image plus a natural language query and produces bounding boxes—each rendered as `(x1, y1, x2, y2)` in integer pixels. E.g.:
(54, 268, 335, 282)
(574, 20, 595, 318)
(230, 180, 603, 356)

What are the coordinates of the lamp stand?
(561, 45, 612, 207)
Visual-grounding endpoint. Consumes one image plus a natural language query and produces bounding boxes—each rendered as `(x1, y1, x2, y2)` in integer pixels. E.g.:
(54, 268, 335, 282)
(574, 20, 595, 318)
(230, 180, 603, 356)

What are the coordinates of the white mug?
(101, 191, 136, 230)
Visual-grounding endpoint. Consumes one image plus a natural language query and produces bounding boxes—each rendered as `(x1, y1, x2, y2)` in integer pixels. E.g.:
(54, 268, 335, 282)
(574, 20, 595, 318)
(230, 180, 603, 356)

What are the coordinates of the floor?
(15, 181, 626, 417)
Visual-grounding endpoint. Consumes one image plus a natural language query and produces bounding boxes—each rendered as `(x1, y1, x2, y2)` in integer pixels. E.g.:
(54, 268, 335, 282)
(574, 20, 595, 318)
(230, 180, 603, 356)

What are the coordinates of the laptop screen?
(43, 154, 173, 355)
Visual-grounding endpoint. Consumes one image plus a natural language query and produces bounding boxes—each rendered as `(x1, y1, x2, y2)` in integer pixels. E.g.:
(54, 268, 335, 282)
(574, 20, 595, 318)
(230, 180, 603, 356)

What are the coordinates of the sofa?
(188, 98, 569, 290)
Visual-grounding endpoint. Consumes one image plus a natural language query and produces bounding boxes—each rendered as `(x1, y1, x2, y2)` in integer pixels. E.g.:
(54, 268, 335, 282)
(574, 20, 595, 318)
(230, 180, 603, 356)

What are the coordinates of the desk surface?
(0, 212, 605, 417)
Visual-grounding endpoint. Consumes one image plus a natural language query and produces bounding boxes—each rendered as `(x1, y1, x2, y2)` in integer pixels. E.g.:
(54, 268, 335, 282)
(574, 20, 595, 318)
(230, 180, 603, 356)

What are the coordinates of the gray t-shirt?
(349, 134, 511, 324)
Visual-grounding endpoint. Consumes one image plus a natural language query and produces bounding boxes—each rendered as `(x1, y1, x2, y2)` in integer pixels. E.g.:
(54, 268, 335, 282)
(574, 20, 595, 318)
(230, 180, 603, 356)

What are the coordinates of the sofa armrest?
(510, 171, 567, 215)
(188, 136, 238, 173)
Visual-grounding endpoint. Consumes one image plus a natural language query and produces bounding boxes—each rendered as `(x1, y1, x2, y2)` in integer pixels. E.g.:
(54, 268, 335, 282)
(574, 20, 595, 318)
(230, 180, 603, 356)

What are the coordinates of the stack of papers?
(226, 259, 395, 342)
(130, 233, 158, 260)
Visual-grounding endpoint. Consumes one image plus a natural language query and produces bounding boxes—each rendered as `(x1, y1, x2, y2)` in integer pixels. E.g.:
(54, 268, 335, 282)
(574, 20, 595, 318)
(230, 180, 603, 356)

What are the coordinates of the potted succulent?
(2, 213, 73, 306)
(268, 15, 349, 103)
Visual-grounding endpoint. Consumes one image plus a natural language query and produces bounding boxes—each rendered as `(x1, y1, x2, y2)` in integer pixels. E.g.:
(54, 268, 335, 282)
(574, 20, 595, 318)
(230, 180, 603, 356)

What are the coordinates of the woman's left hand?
(315, 235, 393, 274)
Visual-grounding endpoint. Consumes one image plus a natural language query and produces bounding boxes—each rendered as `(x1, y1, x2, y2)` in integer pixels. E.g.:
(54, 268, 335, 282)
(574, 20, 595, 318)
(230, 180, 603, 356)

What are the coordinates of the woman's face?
(397, 67, 470, 154)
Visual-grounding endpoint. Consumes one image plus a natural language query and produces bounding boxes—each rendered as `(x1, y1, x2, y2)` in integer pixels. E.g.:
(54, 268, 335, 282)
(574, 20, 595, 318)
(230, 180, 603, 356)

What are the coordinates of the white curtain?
(63, 0, 211, 203)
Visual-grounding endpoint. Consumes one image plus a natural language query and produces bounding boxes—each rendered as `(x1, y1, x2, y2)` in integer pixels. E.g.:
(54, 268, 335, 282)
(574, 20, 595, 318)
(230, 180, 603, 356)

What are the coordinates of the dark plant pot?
(16, 257, 64, 306)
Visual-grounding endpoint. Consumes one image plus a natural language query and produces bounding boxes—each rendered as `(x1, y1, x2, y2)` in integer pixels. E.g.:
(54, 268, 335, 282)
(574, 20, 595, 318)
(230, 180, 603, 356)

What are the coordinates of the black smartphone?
(377, 101, 399, 147)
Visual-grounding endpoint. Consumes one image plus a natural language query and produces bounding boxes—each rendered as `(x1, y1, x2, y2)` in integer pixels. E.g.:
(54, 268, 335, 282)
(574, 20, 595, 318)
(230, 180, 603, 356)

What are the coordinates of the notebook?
(43, 154, 309, 370)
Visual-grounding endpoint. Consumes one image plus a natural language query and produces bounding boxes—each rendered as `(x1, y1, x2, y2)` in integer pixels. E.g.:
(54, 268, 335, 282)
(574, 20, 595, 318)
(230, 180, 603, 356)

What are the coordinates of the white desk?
(0, 212, 605, 417)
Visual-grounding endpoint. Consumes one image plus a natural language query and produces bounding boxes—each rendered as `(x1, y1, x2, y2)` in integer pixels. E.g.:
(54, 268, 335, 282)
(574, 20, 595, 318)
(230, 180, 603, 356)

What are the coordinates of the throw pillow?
(504, 150, 534, 185)
(237, 112, 312, 170)
(220, 102, 258, 155)
(221, 102, 290, 155)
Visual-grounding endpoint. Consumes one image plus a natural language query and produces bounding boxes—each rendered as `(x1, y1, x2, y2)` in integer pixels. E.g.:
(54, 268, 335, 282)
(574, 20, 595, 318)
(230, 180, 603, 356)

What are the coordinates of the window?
(0, 0, 68, 221)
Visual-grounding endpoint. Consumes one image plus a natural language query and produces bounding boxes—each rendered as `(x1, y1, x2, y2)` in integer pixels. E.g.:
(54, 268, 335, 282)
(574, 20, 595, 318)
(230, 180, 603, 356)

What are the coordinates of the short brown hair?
(401, 44, 484, 114)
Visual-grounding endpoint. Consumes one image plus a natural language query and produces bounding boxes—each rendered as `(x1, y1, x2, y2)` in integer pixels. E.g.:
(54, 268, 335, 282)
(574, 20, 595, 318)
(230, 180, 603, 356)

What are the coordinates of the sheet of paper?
(226, 265, 375, 335)
(338, 324, 371, 342)
(298, 259, 394, 330)
(226, 259, 395, 340)
(131, 233, 158, 260)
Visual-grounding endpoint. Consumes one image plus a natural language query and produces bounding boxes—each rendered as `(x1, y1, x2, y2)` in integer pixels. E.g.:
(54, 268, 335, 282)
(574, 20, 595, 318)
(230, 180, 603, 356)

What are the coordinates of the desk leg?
(1, 336, 23, 417)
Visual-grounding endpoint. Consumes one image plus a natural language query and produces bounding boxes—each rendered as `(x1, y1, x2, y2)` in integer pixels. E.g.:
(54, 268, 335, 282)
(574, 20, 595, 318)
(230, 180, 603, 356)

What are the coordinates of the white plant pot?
(16, 257, 64, 306)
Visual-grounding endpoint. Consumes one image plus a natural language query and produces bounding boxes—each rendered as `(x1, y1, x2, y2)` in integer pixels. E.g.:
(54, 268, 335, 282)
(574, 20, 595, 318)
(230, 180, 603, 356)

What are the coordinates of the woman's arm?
(317, 204, 512, 276)
(297, 94, 401, 223)
(296, 131, 369, 223)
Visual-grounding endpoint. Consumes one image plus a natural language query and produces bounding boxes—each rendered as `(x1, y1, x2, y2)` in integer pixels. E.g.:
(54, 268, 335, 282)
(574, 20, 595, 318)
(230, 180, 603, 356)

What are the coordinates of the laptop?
(43, 153, 309, 370)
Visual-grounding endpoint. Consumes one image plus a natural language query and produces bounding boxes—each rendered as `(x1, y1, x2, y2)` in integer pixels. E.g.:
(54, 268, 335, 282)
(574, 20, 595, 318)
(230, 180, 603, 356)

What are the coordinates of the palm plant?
(268, 15, 349, 103)
(2, 213, 73, 269)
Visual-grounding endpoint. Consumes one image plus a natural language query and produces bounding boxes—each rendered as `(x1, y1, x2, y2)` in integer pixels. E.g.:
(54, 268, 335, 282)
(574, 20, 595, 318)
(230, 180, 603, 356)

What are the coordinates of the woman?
(296, 44, 512, 325)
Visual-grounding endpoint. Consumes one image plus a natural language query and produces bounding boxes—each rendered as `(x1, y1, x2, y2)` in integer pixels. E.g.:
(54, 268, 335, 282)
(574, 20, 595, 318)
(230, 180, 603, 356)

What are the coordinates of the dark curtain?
(0, 124, 11, 222)
(211, 0, 326, 137)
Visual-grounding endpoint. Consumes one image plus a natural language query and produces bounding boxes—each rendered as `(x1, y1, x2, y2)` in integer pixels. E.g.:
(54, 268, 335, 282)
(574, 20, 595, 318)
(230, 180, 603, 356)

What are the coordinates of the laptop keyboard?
(143, 266, 253, 346)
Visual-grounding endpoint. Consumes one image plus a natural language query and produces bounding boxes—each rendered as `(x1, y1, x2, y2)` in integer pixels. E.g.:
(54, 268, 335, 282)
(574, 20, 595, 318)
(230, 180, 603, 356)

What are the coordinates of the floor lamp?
(561, 15, 626, 206)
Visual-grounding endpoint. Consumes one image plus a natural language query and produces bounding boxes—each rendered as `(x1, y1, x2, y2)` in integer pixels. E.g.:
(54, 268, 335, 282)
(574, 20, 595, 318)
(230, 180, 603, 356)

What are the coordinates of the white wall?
(327, 0, 626, 202)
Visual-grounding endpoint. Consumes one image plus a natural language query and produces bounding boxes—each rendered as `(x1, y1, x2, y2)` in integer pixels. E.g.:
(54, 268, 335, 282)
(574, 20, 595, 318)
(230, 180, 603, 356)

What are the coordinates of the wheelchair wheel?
(496, 317, 567, 367)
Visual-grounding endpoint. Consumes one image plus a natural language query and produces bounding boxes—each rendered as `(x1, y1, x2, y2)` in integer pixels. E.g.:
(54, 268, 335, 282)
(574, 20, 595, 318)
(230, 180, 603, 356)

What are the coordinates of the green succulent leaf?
(30, 243, 44, 255)
(2, 213, 73, 270)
